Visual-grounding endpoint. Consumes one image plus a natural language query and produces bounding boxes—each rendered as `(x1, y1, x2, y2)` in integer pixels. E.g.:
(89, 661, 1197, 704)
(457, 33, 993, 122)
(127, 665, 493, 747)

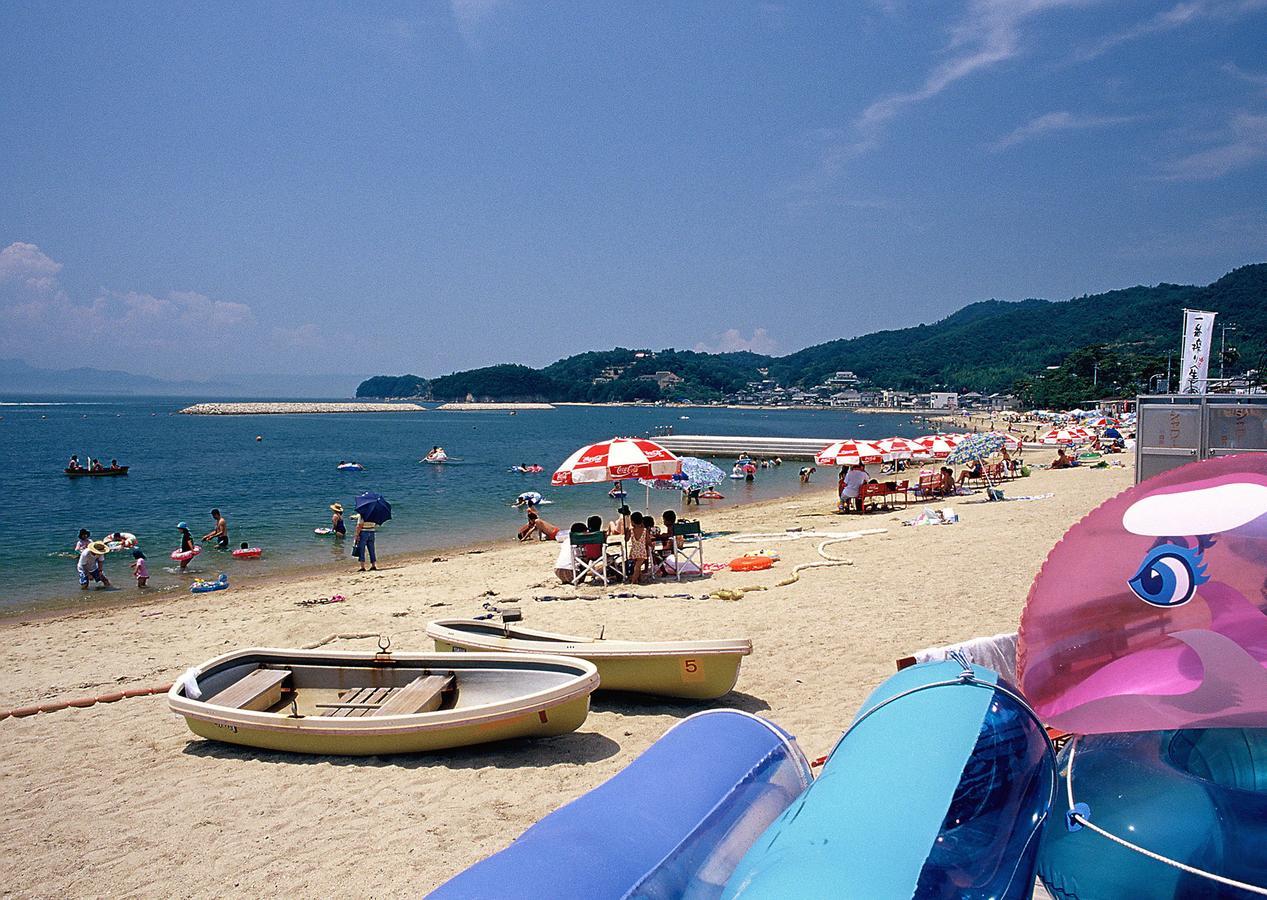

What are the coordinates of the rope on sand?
(2, 683, 174, 720)
(301, 631, 380, 649)
(710, 531, 885, 600)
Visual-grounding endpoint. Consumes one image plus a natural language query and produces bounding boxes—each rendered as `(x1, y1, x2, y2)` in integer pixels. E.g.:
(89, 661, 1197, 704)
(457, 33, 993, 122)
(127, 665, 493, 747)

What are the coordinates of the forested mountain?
(356, 263, 1267, 403)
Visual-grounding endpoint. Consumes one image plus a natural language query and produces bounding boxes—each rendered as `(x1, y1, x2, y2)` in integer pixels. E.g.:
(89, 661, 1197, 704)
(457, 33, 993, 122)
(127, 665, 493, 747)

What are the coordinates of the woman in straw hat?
(77, 540, 111, 590)
(330, 502, 346, 538)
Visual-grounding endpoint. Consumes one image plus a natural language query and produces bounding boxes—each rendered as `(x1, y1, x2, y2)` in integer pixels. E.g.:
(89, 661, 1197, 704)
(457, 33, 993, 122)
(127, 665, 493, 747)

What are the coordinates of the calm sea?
(0, 397, 928, 614)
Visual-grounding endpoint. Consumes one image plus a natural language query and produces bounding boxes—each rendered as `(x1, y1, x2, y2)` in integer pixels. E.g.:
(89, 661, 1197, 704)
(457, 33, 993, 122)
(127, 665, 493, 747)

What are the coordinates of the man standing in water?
(203, 508, 229, 549)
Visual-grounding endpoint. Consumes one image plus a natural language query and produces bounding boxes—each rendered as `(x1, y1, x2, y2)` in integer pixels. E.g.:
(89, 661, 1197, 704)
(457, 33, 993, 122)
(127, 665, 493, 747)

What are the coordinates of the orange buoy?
(38, 701, 69, 713)
(67, 697, 97, 708)
(98, 692, 125, 703)
(10, 706, 41, 718)
(122, 687, 152, 698)
(729, 555, 775, 572)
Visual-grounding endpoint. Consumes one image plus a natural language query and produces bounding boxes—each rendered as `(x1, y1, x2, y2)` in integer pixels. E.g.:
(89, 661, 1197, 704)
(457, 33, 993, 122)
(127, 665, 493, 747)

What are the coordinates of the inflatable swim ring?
(730, 555, 774, 572)
(700, 490, 724, 500)
(314, 527, 334, 535)
(608, 489, 627, 499)
(102, 532, 137, 551)
(1039, 728, 1267, 897)
(190, 573, 229, 594)
(171, 546, 202, 562)
(232, 547, 262, 559)
(336, 462, 364, 471)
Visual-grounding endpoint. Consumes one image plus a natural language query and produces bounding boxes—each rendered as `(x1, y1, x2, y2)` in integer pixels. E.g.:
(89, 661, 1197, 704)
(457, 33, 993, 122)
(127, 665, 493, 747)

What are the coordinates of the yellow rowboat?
(426, 619, 752, 700)
(167, 647, 599, 756)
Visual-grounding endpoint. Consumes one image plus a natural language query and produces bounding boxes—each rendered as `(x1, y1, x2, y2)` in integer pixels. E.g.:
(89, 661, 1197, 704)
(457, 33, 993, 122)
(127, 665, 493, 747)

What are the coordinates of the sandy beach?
(0, 452, 1133, 898)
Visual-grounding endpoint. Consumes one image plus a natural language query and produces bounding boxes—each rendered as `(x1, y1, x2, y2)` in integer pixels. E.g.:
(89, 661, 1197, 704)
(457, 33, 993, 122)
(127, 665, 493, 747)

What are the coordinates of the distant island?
(357, 263, 1266, 409)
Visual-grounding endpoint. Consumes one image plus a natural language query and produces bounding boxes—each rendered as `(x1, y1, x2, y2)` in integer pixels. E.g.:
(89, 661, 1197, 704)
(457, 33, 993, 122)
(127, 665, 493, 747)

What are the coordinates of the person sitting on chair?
(957, 459, 984, 487)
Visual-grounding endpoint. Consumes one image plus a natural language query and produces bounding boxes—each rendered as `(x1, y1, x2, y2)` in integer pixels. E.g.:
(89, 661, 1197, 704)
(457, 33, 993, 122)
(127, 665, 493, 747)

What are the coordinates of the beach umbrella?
(1103, 426, 1123, 440)
(552, 437, 681, 486)
(354, 491, 392, 525)
(1040, 426, 1091, 445)
(637, 456, 726, 493)
(1084, 417, 1117, 428)
(816, 439, 891, 466)
(876, 437, 921, 459)
(947, 432, 1005, 464)
(986, 431, 1024, 452)
(913, 434, 960, 459)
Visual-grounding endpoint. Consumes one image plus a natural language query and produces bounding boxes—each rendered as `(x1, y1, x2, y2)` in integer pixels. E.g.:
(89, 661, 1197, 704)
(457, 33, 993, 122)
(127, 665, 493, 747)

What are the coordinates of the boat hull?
(427, 620, 751, 700)
(169, 648, 599, 756)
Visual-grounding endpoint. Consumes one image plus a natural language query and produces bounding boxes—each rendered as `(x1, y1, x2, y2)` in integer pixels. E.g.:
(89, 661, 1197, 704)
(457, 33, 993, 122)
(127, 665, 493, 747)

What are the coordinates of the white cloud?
(694, 328, 778, 355)
(1224, 62, 1267, 95)
(791, 0, 1091, 199)
(990, 110, 1138, 151)
(0, 241, 259, 371)
(1078, 0, 1267, 61)
(1161, 112, 1267, 180)
(0, 241, 63, 284)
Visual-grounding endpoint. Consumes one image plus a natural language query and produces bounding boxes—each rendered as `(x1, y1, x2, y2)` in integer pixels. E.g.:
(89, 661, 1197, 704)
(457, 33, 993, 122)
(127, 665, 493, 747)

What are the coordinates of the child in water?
(131, 549, 149, 588)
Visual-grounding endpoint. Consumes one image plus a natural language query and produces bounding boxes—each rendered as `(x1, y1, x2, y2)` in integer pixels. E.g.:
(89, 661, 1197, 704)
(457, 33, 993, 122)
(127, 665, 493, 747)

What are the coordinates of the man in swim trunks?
(518, 510, 560, 542)
(203, 508, 229, 549)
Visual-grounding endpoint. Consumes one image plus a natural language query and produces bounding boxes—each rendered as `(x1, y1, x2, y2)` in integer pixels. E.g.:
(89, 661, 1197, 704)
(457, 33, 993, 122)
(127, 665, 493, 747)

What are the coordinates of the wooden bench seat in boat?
(206, 667, 291, 711)
(318, 674, 454, 718)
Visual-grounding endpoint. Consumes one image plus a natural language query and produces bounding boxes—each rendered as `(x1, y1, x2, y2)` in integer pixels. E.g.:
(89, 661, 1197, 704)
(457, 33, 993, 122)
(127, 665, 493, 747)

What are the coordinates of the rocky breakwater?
(180, 402, 426, 415)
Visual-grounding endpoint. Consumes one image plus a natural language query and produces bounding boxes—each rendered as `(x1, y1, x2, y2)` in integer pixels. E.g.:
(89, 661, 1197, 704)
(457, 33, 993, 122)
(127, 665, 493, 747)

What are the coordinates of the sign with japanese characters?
(1178, 309, 1217, 394)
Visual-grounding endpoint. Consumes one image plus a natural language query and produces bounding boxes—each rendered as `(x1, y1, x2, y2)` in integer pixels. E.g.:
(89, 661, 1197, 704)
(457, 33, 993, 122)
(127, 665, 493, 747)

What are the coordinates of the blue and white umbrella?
(638, 457, 726, 492)
(947, 432, 1006, 465)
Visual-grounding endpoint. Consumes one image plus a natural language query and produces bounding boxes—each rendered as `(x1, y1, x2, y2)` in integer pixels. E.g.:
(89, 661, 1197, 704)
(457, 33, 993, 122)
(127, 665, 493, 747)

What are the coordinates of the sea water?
(0, 397, 929, 613)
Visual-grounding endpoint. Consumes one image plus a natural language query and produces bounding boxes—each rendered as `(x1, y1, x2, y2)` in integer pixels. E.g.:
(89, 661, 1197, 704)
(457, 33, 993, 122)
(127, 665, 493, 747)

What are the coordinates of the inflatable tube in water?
(431, 710, 812, 899)
(730, 556, 774, 572)
(729, 473, 746, 479)
(608, 490, 627, 499)
(171, 546, 202, 562)
(102, 532, 137, 551)
(336, 463, 364, 471)
(190, 573, 229, 594)
(314, 527, 334, 535)
(1038, 728, 1267, 898)
(232, 547, 262, 559)
(724, 660, 1055, 898)
(700, 490, 725, 500)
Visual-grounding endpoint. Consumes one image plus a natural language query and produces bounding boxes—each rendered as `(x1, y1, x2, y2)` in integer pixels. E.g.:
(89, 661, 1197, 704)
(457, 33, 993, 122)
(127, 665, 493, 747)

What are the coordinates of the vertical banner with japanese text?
(1179, 309, 1217, 394)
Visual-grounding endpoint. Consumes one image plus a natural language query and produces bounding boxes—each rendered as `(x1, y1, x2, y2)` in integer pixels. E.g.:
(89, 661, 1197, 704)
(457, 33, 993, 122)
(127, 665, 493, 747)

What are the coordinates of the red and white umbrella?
(552, 437, 681, 486)
(1040, 426, 1091, 445)
(876, 437, 921, 459)
(816, 439, 891, 466)
(1084, 417, 1117, 428)
(913, 434, 960, 459)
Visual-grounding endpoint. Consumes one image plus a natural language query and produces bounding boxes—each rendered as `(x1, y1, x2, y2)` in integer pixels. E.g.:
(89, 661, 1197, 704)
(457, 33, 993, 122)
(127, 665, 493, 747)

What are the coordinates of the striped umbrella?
(816, 439, 891, 466)
(947, 432, 1005, 464)
(552, 437, 681, 485)
(876, 437, 922, 459)
(1040, 426, 1091, 446)
(638, 456, 726, 492)
(914, 434, 961, 459)
(986, 431, 1024, 451)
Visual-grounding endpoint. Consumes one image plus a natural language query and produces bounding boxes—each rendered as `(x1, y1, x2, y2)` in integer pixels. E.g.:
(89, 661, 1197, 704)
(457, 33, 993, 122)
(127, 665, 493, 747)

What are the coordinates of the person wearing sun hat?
(77, 540, 111, 590)
(330, 503, 346, 538)
(175, 522, 196, 570)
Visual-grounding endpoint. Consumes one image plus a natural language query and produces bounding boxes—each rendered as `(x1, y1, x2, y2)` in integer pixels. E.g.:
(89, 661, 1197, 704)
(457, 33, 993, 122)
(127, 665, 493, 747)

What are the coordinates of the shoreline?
(0, 454, 1132, 897)
(179, 401, 426, 415)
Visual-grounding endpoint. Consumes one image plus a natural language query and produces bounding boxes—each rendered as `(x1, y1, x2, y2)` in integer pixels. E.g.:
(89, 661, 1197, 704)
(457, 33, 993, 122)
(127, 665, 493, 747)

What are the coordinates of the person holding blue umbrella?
(353, 491, 392, 572)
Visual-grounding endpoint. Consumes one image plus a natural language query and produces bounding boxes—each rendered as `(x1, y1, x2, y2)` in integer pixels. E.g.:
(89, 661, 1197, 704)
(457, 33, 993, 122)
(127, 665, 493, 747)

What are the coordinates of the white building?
(929, 392, 959, 410)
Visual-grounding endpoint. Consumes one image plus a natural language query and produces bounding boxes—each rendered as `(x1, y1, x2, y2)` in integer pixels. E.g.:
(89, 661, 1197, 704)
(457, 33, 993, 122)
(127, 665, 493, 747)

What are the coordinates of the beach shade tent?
(815, 440, 891, 467)
(1102, 426, 1124, 441)
(637, 456, 726, 494)
(876, 437, 922, 460)
(913, 434, 960, 459)
(430, 709, 812, 899)
(1039, 426, 1091, 445)
(353, 491, 392, 525)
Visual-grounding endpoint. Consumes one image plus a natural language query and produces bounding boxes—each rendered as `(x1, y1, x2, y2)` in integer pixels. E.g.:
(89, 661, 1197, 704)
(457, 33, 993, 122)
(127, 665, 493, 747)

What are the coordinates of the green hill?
(356, 263, 1267, 404)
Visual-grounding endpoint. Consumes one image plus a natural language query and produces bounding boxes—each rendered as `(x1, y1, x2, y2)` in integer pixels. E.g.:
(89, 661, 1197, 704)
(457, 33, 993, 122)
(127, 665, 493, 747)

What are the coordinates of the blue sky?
(2, 1, 1265, 381)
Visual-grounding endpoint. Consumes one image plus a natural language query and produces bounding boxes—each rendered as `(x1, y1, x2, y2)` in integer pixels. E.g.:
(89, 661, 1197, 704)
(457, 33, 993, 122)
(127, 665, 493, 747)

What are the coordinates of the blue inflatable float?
(724, 659, 1056, 899)
(190, 573, 229, 594)
(429, 709, 812, 899)
(1039, 728, 1267, 898)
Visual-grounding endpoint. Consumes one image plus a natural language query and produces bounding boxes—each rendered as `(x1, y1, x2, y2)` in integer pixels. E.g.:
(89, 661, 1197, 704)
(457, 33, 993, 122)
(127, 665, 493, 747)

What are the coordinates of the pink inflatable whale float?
(1019, 453, 1267, 734)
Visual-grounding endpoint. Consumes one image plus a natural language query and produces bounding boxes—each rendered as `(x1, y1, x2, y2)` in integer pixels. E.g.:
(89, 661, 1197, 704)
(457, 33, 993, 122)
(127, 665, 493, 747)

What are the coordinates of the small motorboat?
(169, 646, 599, 755)
(426, 619, 752, 700)
(64, 466, 129, 477)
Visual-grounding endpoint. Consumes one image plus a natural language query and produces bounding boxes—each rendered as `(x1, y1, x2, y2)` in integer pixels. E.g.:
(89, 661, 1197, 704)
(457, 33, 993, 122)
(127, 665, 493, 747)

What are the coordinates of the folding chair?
(670, 520, 704, 580)
(570, 531, 608, 586)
